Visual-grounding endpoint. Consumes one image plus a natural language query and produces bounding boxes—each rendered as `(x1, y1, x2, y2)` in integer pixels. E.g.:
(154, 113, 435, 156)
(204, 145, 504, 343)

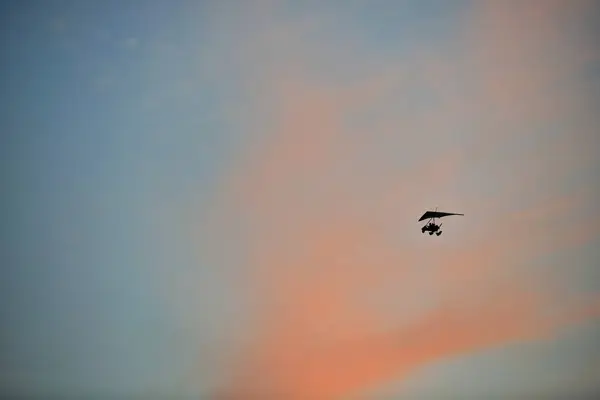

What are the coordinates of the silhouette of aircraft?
(418, 209, 463, 236)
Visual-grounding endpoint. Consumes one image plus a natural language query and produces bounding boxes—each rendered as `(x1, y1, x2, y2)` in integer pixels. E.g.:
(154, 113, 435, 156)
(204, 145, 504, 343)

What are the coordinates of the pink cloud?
(179, 1, 600, 398)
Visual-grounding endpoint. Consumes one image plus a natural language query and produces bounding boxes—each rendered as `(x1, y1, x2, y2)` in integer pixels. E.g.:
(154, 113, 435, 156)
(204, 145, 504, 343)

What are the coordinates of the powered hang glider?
(418, 209, 464, 236)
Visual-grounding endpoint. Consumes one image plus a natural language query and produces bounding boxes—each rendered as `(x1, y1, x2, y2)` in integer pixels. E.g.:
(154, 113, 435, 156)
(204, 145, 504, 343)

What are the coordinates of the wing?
(418, 211, 464, 221)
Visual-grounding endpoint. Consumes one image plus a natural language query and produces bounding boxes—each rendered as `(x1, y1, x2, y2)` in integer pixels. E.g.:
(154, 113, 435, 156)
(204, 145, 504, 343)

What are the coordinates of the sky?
(1, 0, 600, 399)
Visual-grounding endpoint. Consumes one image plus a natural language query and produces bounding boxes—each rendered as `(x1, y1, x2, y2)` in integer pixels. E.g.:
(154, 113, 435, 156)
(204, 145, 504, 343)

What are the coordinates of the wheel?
(429, 231, 434, 235)
(436, 231, 442, 236)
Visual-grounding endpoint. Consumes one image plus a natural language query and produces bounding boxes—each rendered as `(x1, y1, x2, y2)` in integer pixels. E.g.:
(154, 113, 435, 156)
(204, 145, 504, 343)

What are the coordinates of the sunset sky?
(2, 1, 600, 398)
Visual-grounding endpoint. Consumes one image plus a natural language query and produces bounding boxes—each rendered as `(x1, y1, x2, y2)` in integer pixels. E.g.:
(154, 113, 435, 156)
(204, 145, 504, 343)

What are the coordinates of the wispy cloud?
(179, 1, 600, 398)
(120, 37, 139, 49)
(48, 17, 67, 34)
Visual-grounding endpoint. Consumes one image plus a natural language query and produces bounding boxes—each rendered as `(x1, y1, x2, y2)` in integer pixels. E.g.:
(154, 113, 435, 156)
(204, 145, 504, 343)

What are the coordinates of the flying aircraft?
(418, 209, 464, 236)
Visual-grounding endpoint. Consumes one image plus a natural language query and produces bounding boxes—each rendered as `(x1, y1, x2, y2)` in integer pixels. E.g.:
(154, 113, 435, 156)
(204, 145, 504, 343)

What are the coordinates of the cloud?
(91, 75, 114, 92)
(120, 37, 139, 49)
(48, 17, 67, 34)
(179, 1, 600, 398)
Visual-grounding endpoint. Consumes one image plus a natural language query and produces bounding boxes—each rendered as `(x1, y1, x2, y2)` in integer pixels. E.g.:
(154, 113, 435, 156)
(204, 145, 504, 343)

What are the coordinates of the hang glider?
(418, 209, 464, 236)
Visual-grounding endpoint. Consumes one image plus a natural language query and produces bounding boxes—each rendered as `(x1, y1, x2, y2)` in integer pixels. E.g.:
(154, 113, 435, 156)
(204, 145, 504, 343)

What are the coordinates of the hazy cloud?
(177, 1, 600, 398)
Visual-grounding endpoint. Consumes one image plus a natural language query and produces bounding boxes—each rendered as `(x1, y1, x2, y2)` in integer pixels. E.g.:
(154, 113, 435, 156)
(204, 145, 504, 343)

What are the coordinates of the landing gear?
(422, 217, 443, 236)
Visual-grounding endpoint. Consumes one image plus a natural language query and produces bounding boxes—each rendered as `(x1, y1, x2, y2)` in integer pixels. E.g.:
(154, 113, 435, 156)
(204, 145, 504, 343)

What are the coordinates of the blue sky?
(2, 1, 600, 398)
(1, 1, 230, 396)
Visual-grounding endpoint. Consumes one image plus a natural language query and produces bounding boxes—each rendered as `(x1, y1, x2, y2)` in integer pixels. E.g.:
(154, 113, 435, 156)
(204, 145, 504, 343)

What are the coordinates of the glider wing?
(418, 211, 464, 222)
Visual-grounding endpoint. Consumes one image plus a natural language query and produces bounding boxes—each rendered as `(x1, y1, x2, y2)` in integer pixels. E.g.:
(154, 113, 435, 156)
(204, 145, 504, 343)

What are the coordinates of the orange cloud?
(183, 1, 600, 398)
